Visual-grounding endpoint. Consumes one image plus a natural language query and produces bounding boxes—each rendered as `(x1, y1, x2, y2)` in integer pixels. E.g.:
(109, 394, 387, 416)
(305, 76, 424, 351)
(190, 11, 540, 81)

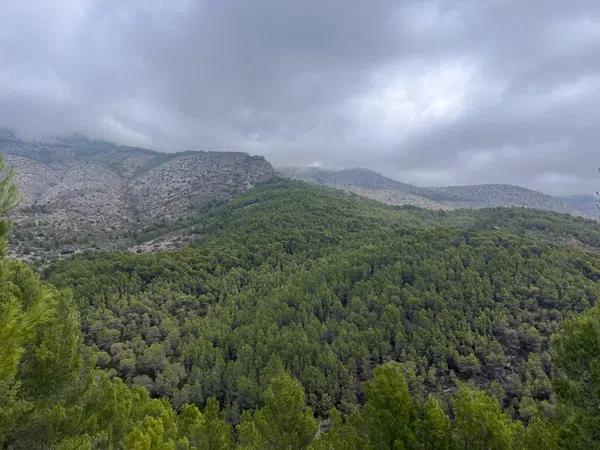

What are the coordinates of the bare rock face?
(1, 134, 274, 261)
(130, 151, 271, 222)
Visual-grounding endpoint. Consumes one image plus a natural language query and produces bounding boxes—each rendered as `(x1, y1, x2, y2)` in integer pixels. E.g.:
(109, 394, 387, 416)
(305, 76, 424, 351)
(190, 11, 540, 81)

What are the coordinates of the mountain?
(1, 132, 274, 261)
(4, 172, 600, 446)
(4, 128, 594, 264)
(279, 166, 595, 218)
(561, 194, 599, 217)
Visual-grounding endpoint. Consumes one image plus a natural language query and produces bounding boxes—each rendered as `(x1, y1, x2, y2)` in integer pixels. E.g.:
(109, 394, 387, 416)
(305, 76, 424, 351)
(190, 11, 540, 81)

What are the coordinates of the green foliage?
(0, 274, 50, 384)
(363, 362, 418, 449)
(18, 288, 82, 399)
(453, 386, 521, 449)
(552, 303, 600, 446)
(0, 263, 71, 446)
(46, 181, 600, 423)
(417, 398, 454, 450)
(518, 417, 561, 450)
(121, 416, 177, 450)
(196, 398, 234, 450)
(0, 155, 19, 216)
(252, 373, 318, 449)
(2, 177, 600, 448)
(308, 409, 364, 450)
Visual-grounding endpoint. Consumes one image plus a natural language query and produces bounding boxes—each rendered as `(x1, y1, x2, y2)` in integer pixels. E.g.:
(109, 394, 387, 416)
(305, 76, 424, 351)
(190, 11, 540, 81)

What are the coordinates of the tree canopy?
(1, 176, 600, 448)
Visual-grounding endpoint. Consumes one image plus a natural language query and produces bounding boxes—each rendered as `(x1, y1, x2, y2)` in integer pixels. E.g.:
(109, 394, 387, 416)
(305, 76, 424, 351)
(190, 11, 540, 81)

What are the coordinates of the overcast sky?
(1, 1, 599, 195)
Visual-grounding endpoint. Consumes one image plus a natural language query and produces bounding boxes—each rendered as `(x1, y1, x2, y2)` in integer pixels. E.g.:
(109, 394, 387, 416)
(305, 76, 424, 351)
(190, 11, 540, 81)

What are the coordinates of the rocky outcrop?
(1, 134, 274, 261)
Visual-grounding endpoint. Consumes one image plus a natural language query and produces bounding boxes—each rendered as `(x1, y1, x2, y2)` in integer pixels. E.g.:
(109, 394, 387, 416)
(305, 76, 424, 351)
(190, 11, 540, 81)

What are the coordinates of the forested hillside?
(3, 169, 600, 448)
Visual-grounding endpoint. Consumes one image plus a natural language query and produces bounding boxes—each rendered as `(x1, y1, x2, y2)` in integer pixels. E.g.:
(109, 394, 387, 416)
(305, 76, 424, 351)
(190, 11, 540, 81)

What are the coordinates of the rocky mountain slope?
(1, 130, 274, 261)
(280, 166, 595, 218)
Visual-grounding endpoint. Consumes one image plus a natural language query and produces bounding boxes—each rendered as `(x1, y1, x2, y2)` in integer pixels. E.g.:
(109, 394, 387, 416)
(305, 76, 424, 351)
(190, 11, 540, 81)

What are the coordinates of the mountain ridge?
(2, 130, 596, 262)
(1, 133, 274, 261)
(279, 166, 595, 218)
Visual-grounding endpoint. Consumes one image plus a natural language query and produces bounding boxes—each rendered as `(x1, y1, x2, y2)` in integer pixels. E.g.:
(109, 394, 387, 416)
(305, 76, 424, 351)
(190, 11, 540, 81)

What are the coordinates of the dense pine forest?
(2, 163, 600, 448)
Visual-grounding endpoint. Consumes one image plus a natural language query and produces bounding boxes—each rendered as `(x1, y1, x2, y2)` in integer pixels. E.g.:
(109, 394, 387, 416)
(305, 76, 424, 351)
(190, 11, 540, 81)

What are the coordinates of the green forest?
(2, 164, 600, 448)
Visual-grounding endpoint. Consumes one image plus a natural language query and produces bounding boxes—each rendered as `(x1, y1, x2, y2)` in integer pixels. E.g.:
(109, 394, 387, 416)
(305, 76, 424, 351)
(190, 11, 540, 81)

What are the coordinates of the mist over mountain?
(280, 166, 595, 218)
(560, 194, 599, 218)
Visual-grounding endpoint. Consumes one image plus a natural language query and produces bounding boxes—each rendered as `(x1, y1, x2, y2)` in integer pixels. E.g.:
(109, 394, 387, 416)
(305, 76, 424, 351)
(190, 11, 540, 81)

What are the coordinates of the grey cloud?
(0, 0, 599, 195)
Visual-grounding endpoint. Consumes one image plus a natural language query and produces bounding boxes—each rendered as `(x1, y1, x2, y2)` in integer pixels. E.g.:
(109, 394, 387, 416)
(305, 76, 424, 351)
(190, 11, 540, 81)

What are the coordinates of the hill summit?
(1, 133, 274, 260)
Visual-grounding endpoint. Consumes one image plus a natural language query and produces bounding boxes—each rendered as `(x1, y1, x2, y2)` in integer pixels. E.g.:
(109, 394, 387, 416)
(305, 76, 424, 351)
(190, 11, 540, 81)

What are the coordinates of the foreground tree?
(247, 372, 318, 449)
(363, 362, 419, 449)
(453, 387, 521, 450)
(552, 303, 600, 447)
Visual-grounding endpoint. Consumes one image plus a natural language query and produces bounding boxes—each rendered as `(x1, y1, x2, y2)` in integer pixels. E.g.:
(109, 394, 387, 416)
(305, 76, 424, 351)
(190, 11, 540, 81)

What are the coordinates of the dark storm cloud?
(1, 0, 599, 194)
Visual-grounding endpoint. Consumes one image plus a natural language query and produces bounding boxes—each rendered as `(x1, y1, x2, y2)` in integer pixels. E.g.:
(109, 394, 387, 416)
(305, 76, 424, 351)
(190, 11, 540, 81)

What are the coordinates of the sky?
(1, 0, 599, 195)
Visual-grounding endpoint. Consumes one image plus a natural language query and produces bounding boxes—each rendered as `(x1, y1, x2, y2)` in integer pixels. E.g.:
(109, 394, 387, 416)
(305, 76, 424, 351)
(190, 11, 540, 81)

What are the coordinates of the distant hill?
(279, 166, 595, 218)
(561, 194, 599, 217)
(1, 132, 274, 261)
(2, 129, 595, 263)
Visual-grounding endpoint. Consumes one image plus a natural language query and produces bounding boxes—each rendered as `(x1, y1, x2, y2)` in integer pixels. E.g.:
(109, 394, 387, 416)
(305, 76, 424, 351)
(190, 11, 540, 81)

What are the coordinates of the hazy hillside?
(561, 194, 599, 217)
(0, 131, 274, 261)
(280, 166, 595, 218)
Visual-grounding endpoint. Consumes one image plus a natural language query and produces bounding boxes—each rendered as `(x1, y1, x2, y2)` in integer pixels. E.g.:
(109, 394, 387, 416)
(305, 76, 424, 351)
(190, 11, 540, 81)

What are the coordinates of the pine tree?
(552, 303, 600, 447)
(253, 372, 318, 449)
(453, 387, 520, 450)
(363, 362, 418, 450)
